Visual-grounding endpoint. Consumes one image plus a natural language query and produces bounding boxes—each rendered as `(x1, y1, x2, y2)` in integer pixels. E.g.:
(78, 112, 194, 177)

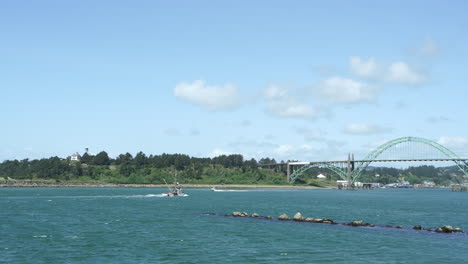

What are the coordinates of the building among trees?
(70, 152, 81, 161)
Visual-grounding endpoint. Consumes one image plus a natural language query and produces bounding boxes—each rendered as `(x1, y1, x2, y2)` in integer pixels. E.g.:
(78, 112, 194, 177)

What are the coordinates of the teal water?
(1, 188, 467, 263)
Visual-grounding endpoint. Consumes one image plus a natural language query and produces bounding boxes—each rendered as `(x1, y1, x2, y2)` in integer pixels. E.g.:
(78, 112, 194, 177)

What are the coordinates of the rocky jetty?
(223, 211, 465, 235)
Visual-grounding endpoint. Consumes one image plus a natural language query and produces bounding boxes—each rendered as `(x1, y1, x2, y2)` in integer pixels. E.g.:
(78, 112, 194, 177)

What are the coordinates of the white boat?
(161, 177, 188, 197)
(211, 187, 248, 192)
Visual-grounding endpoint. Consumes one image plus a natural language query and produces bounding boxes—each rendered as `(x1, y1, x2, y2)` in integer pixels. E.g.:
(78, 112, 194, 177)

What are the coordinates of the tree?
(92, 151, 110, 165)
(133, 151, 148, 166)
(80, 152, 93, 164)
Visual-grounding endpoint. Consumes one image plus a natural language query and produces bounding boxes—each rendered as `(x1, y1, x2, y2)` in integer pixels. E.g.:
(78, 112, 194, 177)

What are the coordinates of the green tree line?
(0, 152, 286, 185)
(0, 151, 464, 186)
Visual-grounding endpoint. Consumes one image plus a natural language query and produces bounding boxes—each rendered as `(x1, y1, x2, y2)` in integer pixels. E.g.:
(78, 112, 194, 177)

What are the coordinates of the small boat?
(161, 178, 188, 197)
(211, 187, 248, 192)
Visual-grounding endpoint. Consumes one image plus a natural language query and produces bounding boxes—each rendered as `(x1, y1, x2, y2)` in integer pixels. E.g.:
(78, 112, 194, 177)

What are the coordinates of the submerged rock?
(413, 225, 422, 230)
(278, 214, 290, 220)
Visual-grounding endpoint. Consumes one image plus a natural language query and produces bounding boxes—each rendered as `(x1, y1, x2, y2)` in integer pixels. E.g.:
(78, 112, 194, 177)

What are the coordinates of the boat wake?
(211, 187, 248, 192)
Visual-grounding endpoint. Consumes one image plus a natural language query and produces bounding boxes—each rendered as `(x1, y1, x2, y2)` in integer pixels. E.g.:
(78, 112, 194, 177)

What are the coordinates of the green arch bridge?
(262, 137, 468, 185)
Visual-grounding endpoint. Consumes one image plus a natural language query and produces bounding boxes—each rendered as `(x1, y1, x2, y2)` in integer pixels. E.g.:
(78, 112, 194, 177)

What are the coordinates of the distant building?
(317, 174, 327, 179)
(71, 152, 81, 161)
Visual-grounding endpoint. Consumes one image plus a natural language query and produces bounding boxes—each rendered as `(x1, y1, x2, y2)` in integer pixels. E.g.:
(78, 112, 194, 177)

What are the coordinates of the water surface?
(1, 188, 467, 263)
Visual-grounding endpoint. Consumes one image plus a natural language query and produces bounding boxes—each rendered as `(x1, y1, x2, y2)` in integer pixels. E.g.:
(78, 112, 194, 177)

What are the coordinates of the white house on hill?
(71, 152, 81, 161)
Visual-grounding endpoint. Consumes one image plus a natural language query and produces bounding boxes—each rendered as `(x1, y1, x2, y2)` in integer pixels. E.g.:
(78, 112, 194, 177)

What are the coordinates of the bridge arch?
(351, 136, 468, 183)
(288, 163, 347, 184)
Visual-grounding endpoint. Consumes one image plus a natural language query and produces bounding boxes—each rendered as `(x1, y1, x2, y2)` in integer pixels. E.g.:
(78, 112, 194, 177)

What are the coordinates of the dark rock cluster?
(224, 211, 465, 234)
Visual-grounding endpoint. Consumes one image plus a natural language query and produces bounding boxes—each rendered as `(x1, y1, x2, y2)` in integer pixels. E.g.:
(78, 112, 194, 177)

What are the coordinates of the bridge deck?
(259, 158, 468, 167)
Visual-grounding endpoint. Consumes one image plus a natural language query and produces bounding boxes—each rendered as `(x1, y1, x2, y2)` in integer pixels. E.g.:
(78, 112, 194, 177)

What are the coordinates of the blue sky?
(1, 0, 468, 162)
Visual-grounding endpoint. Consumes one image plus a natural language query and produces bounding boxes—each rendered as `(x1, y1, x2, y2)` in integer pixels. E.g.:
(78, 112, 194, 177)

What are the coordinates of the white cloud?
(350, 56, 379, 78)
(437, 136, 468, 149)
(263, 85, 289, 99)
(349, 56, 427, 85)
(343, 123, 387, 135)
(387, 62, 426, 84)
(317, 77, 378, 104)
(174, 80, 239, 110)
(267, 100, 324, 119)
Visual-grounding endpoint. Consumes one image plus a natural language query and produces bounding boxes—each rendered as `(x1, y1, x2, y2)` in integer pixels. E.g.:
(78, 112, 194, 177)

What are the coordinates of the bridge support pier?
(346, 153, 355, 189)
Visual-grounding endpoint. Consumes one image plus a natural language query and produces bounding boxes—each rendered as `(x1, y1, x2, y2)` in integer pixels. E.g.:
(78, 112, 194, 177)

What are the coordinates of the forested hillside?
(0, 152, 286, 185)
(0, 151, 465, 186)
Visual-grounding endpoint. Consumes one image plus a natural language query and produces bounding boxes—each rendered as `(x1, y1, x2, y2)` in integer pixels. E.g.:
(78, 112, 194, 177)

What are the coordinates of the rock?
(313, 218, 323, 223)
(434, 225, 453, 233)
(351, 220, 368, 227)
(278, 214, 290, 220)
(440, 225, 454, 233)
(293, 212, 304, 221)
(241, 212, 249, 217)
(304, 217, 314, 222)
(232, 211, 242, 217)
(453, 227, 464, 233)
(251, 213, 260, 217)
(395, 226, 403, 229)
(413, 225, 422, 230)
(265, 216, 273, 220)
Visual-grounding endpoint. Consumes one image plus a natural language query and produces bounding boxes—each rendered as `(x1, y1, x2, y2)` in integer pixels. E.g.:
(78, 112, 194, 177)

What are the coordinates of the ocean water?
(1, 188, 467, 263)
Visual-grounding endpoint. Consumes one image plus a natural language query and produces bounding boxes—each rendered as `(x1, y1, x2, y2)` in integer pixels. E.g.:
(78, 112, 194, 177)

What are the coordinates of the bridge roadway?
(260, 158, 468, 167)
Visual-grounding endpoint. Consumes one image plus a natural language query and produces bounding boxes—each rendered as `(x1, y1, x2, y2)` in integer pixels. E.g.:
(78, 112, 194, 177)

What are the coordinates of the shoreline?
(0, 180, 332, 189)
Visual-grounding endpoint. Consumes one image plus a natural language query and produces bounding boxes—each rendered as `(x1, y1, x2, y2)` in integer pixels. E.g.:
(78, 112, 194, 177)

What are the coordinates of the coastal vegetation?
(0, 151, 464, 186)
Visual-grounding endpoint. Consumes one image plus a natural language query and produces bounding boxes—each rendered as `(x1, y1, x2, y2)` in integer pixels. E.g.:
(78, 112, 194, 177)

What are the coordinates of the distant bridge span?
(259, 137, 468, 185)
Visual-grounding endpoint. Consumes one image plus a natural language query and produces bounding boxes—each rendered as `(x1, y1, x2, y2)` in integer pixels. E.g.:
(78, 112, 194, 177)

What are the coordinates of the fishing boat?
(161, 178, 188, 197)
